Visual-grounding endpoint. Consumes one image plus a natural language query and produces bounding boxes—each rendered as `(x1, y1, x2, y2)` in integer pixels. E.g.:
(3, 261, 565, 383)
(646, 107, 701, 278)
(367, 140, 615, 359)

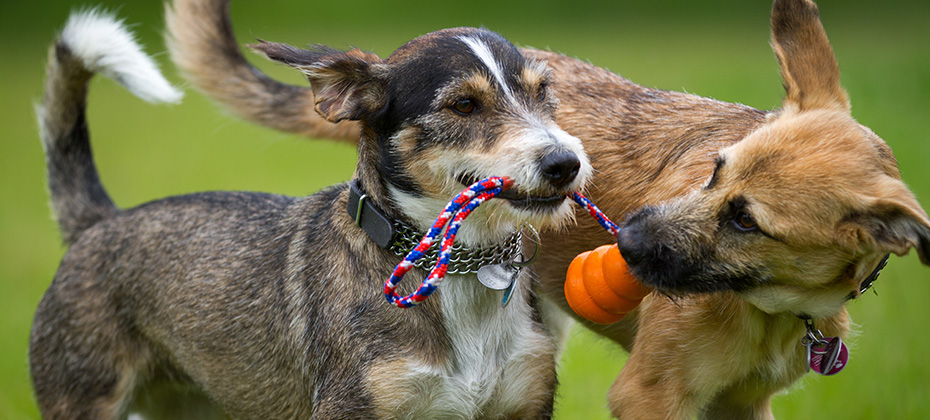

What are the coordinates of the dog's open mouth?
(457, 174, 568, 211)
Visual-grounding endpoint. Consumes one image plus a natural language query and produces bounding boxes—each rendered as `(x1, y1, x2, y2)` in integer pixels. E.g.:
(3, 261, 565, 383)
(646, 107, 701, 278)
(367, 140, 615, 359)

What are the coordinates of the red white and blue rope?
(571, 192, 620, 237)
(385, 177, 512, 308)
(385, 177, 619, 308)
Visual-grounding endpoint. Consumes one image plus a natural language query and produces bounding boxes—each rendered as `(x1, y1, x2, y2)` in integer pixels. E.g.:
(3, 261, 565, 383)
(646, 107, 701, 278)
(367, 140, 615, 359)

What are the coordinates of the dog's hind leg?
(30, 278, 142, 419)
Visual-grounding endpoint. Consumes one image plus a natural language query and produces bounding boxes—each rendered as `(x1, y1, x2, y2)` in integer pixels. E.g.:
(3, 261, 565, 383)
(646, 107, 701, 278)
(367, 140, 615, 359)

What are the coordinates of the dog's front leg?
(606, 294, 773, 420)
(606, 350, 706, 420)
(608, 371, 777, 420)
(605, 299, 710, 420)
(606, 294, 797, 420)
(699, 387, 776, 420)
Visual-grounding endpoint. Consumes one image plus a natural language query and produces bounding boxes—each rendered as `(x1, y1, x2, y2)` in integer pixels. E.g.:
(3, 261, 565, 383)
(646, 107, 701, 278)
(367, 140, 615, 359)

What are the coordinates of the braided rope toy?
(385, 177, 511, 307)
(572, 192, 619, 237)
(385, 176, 635, 310)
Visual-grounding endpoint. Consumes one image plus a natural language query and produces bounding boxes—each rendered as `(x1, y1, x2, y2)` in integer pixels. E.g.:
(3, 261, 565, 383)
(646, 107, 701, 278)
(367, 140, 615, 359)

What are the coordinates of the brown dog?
(167, 0, 930, 418)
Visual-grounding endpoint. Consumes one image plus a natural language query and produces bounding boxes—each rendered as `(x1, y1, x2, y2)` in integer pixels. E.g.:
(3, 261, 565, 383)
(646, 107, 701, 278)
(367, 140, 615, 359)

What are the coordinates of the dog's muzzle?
(615, 209, 757, 294)
(457, 150, 582, 211)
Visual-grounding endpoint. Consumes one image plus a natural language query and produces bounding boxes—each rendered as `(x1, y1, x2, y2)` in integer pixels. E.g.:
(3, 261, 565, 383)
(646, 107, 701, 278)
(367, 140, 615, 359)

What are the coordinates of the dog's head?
(616, 0, 930, 318)
(251, 28, 590, 245)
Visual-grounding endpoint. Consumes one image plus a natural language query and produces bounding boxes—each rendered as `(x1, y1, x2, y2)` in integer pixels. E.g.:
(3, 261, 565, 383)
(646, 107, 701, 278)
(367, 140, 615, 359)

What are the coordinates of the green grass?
(2, 0, 929, 418)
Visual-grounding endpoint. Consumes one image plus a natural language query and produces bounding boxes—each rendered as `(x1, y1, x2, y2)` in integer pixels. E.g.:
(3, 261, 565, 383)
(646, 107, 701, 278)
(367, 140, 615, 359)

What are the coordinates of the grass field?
(2, 0, 929, 418)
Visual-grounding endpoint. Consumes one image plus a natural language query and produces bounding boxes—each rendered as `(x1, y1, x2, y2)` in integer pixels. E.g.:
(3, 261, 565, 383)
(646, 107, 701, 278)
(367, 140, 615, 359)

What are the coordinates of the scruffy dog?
(168, 0, 930, 418)
(31, 10, 591, 419)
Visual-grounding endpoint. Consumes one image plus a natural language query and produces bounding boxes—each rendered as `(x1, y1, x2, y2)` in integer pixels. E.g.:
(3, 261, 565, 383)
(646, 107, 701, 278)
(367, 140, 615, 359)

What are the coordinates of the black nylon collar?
(347, 179, 396, 249)
(854, 253, 890, 299)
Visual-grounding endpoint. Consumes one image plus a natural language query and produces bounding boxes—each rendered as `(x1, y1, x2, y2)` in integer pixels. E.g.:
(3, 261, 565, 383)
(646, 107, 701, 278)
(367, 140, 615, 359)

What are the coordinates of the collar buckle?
(347, 179, 396, 249)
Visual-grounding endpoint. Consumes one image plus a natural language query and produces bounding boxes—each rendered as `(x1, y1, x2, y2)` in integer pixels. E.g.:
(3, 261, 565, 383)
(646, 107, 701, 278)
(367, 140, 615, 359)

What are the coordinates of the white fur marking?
(379, 273, 552, 417)
(458, 36, 517, 107)
(61, 10, 183, 104)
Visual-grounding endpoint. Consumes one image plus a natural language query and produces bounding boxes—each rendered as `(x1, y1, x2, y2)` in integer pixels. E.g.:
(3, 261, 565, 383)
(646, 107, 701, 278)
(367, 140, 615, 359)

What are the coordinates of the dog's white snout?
(489, 121, 590, 195)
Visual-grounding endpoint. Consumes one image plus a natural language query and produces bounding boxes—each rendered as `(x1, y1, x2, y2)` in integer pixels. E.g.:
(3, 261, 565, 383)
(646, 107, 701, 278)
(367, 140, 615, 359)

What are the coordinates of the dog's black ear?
(250, 41, 386, 123)
(770, 0, 849, 112)
(839, 186, 930, 266)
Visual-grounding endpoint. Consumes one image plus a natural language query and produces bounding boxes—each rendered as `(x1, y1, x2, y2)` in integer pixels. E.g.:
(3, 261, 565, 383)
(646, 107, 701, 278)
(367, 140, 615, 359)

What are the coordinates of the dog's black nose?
(540, 150, 580, 188)
(617, 227, 647, 267)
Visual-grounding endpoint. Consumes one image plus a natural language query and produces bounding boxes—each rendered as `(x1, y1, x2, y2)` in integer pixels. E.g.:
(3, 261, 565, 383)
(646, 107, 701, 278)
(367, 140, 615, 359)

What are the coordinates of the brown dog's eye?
(734, 211, 758, 231)
(452, 98, 478, 115)
(537, 84, 548, 101)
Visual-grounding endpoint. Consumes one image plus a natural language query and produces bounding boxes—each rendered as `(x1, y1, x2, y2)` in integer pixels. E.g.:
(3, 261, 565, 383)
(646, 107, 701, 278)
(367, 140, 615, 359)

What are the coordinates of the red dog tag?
(809, 336, 848, 375)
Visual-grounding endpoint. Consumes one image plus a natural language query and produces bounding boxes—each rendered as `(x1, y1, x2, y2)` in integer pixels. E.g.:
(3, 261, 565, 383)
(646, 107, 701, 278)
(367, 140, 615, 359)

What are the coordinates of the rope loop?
(385, 179, 619, 308)
(384, 177, 511, 307)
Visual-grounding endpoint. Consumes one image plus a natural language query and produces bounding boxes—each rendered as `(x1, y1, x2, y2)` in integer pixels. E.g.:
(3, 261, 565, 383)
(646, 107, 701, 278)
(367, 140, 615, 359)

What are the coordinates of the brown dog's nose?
(540, 150, 580, 188)
(617, 226, 646, 267)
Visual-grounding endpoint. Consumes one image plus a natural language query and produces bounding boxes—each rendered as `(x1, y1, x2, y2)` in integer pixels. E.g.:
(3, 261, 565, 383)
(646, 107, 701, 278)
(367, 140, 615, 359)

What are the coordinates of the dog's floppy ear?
(250, 41, 386, 123)
(838, 183, 930, 266)
(770, 0, 849, 112)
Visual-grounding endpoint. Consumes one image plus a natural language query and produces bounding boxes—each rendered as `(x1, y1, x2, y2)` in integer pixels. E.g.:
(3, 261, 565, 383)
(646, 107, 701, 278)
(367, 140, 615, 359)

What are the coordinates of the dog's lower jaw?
(738, 283, 852, 319)
(608, 293, 849, 420)
(738, 253, 890, 318)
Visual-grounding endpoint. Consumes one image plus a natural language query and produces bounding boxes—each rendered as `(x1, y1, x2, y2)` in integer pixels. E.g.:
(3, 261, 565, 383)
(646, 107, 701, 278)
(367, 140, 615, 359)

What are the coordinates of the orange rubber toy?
(564, 244, 651, 324)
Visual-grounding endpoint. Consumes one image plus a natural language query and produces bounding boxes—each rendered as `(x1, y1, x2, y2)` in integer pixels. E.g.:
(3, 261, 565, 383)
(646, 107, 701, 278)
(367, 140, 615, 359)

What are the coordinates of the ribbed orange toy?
(564, 244, 651, 324)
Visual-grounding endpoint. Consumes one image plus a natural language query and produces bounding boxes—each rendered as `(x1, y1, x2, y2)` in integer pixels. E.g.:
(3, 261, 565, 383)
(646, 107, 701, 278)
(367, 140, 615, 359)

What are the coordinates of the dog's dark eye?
(451, 98, 478, 115)
(734, 211, 758, 232)
(537, 83, 548, 101)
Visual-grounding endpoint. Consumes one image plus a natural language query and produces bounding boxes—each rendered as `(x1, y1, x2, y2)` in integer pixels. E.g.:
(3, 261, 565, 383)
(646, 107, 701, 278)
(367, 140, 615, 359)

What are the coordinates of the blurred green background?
(2, 0, 928, 418)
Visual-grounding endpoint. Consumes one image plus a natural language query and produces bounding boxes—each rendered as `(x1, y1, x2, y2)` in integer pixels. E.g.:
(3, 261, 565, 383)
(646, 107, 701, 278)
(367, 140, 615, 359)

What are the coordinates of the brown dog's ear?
(770, 0, 849, 112)
(250, 41, 386, 123)
(838, 187, 930, 266)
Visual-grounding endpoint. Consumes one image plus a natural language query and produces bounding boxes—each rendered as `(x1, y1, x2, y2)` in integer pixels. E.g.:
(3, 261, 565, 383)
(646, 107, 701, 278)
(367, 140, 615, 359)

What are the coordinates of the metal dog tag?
(477, 263, 518, 291)
(501, 271, 518, 308)
(809, 336, 848, 376)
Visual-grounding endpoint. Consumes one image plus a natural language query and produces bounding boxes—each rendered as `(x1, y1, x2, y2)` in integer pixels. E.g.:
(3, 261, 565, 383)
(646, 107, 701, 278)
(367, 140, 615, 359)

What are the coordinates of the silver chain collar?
(388, 221, 523, 274)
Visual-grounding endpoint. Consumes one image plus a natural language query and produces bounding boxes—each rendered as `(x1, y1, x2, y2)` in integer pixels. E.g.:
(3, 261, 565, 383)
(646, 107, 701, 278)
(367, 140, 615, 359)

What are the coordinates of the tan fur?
(461, 73, 495, 98)
(519, 61, 551, 97)
(165, 0, 360, 140)
(166, 0, 930, 418)
(365, 359, 421, 417)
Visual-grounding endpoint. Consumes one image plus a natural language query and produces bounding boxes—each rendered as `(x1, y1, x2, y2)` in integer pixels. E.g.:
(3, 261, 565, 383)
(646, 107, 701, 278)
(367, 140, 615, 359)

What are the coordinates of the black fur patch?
(705, 155, 725, 190)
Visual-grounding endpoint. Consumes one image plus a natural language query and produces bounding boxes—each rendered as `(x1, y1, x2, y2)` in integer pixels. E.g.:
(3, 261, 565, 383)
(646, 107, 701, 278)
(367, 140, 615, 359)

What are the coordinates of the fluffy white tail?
(37, 10, 182, 244)
(60, 10, 182, 103)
